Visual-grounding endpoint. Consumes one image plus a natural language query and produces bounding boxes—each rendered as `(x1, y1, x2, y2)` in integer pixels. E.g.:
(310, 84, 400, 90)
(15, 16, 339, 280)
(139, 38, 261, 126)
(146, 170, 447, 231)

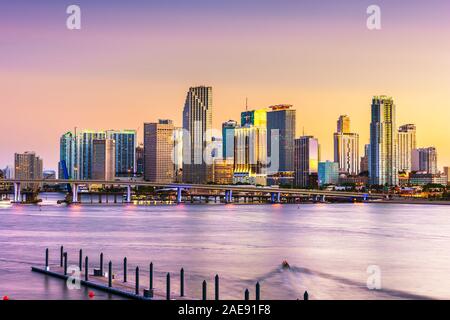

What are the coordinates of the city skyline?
(1, 1, 450, 170)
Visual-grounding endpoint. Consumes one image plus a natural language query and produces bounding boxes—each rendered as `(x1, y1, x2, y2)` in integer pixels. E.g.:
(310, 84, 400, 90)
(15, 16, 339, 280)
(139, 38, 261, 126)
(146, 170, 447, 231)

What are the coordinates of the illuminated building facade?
(333, 115, 359, 175)
(294, 136, 320, 188)
(397, 124, 416, 172)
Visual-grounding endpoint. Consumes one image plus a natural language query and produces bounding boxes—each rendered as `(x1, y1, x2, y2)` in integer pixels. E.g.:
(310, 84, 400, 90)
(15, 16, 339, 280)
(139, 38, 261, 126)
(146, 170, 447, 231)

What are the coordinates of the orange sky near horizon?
(0, 1, 449, 170)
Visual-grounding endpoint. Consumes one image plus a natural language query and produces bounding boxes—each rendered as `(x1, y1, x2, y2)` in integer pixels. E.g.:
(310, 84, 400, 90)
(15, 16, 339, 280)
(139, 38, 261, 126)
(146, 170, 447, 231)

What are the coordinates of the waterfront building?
(444, 167, 449, 185)
(182, 86, 213, 184)
(135, 143, 144, 176)
(338, 175, 369, 187)
(412, 147, 438, 174)
(92, 139, 115, 181)
(360, 144, 370, 173)
(294, 136, 320, 188)
(173, 128, 183, 183)
(266, 105, 296, 186)
(144, 120, 175, 183)
(14, 151, 43, 190)
(397, 124, 417, 172)
(222, 120, 238, 159)
(59, 131, 76, 179)
(409, 173, 447, 186)
(333, 115, 359, 175)
(106, 130, 136, 177)
(369, 96, 398, 186)
(318, 161, 339, 187)
(76, 130, 106, 180)
(213, 158, 234, 185)
(233, 125, 267, 186)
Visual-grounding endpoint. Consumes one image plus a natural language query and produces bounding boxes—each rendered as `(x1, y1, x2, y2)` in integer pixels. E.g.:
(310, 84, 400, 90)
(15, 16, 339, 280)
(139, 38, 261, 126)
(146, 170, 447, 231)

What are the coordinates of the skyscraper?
(14, 151, 43, 190)
(412, 147, 438, 174)
(106, 130, 136, 176)
(266, 105, 296, 185)
(182, 86, 213, 184)
(135, 143, 144, 176)
(173, 127, 183, 182)
(222, 120, 238, 159)
(369, 96, 398, 186)
(333, 115, 359, 175)
(92, 139, 116, 181)
(444, 167, 449, 184)
(59, 131, 76, 179)
(397, 124, 416, 172)
(241, 109, 267, 127)
(76, 130, 106, 180)
(233, 125, 267, 186)
(144, 120, 175, 183)
(360, 144, 370, 173)
(294, 136, 320, 188)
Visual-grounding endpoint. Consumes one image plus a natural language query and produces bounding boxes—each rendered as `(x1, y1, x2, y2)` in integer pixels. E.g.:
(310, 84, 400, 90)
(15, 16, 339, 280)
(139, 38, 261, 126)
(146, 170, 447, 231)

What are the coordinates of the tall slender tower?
(294, 136, 320, 188)
(397, 124, 416, 172)
(333, 115, 359, 175)
(369, 96, 398, 186)
(182, 86, 213, 184)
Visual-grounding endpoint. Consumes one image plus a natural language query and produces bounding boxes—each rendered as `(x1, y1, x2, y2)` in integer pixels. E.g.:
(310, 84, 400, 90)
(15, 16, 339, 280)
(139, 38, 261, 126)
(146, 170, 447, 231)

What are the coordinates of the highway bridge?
(1, 179, 388, 204)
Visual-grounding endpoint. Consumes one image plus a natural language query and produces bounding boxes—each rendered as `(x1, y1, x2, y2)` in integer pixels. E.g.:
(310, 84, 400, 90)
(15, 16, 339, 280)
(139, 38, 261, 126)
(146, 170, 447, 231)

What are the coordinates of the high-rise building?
(76, 130, 106, 180)
(106, 130, 136, 176)
(369, 96, 398, 186)
(182, 86, 213, 184)
(144, 120, 175, 183)
(266, 105, 296, 185)
(360, 144, 370, 173)
(241, 109, 267, 127)
(444, 167, 449, 184)
(222, 120, 238, 159)
(233, 125, 267, 186)
(294, 136, 320, 188)
(333, 115, 359, 175)
(412, 147, 438, 174)
(213, 158, 234, 185)
(135, 143, 144, 176)
(92, 139, 115, 181)
(14, 151, 43, 190)
(2, 165, 14, 179)
(397, 124, 416, 172)
(318, 161, 339, 186)
(173, 128, 183, 182)
(59, 131, 76, 179)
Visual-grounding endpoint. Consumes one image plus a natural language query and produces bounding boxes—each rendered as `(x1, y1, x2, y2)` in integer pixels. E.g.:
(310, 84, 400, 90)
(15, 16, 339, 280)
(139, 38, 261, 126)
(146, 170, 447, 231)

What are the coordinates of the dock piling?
(202, 280, 207, 300)
(79, 249, 82, 270)
(149, 262, 153, 290)
(180, 268, 184, 297)
(60, 246, 63, 267)
(135, 266, 139, 295)
(100, 252, 103, 276)
(108, 261, 112, 287)
(244, 289, 249, 300)
(215, 275, 219, 300)
(85, 256, 88, 281)
(63, 252, 67, 275)
(304, 291, 309, 300)
(166, 273, 171, 300)
(256, 282, 260, 300)
(123, 257, 127, 282)
(45, 248, 49, 269)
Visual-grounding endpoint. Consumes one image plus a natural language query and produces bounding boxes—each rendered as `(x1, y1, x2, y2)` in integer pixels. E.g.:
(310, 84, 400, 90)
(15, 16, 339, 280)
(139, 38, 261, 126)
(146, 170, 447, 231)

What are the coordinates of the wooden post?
(244, 289, 249, 300)
(45, 248, 49, 268)
(108, 261, 112, 287)
(166, 273, 171, 300)
(180, 268, 184, 297)
(202, 280, 207, 300)
(79, 249, 82, 270)
(304, 291, 309, 300)
(63, 252, 67, 275)
(100, 253, 103, 276)
(135, 267, 139, 295)
(123, 257, 127, 282)
(60, 245, 63, 267)
(215, 275, 219, 300)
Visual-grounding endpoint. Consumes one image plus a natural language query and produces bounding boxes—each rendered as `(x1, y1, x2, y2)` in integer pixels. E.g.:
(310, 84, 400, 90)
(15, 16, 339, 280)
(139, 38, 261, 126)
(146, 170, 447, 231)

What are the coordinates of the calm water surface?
(1, 193, 449, 300)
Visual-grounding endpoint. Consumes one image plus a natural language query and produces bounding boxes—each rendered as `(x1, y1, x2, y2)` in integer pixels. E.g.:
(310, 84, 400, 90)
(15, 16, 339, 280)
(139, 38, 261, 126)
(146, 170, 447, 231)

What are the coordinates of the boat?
(281, 260, 290, 269)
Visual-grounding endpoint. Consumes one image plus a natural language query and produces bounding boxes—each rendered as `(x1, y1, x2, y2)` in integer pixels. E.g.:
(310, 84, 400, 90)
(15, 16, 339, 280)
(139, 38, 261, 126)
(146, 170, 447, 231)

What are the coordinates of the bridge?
(0, 179, 387, 204)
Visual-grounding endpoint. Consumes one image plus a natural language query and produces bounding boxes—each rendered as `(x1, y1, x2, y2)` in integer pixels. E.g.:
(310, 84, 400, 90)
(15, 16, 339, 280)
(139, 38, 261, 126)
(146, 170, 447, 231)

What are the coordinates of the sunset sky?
(1, 0, 449, 170)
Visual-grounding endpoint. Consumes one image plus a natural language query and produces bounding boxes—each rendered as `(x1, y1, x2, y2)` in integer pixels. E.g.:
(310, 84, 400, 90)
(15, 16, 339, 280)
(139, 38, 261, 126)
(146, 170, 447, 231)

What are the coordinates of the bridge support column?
(14, 182, 22, 203)
(225, 190, 233, 203)
(126, 185, 132, 203)
(176, 187, 182, 204)
(270, 192, 281, 203)
(321, 195, 326, 202)
(72, 184, 79, 203)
